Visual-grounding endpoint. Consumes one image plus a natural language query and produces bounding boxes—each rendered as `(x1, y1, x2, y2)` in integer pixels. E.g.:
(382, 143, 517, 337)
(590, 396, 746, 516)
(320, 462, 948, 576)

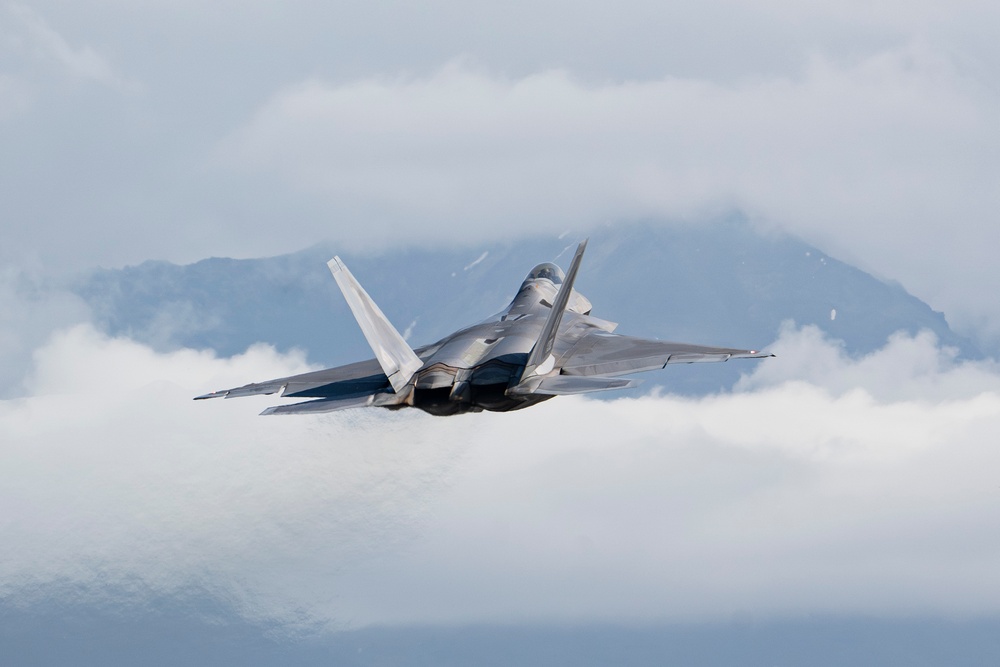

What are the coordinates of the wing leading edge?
(193, 356, 390, 402)
(557, 332, 772, 378)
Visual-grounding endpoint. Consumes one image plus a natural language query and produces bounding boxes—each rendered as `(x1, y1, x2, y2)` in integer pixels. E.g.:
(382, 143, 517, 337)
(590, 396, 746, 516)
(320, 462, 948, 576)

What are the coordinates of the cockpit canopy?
(523, 262, 565, 286)
(518, 261, 592, 314)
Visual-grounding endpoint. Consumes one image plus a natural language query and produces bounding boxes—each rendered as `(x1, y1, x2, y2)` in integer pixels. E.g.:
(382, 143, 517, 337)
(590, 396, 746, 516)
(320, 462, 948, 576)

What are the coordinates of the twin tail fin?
(327, 257, 422, 394)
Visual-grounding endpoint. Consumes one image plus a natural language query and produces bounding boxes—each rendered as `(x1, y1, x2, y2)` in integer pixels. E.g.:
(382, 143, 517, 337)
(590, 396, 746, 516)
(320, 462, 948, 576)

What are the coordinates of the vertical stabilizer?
(518, 239, 588, 383)
(328, 257, 423, 394)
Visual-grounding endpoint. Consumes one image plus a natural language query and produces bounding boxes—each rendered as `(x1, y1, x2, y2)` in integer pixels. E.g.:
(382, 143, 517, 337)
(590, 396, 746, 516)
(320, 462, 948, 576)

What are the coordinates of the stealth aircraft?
(195, 241, 771, 415)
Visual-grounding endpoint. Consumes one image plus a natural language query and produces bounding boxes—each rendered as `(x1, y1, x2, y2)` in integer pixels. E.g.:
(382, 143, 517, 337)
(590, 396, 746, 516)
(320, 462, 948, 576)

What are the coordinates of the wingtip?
(193, 391, 228, 400)
(327, 256, 344, 273)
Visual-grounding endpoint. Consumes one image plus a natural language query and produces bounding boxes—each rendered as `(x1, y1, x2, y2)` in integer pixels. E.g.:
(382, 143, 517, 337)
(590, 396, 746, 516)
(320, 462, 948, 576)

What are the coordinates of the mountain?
(75, 220, 977, 396)
(5, 591, 1000, 667)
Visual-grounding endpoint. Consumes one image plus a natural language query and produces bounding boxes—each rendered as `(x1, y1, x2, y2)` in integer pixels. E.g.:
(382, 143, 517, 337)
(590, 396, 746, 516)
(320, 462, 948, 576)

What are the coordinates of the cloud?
(341, 329, 1000, 624)
(218, 52, 1000, 340)
(1, 1, 997, 351)
(7, 3, 131, 90)
(0, 268, 91, 398)
(3, 0, 1000, 630)
(737, 322, 1000, 401)
(3, 324, 1000, 631)
(1, 325, 467, 631)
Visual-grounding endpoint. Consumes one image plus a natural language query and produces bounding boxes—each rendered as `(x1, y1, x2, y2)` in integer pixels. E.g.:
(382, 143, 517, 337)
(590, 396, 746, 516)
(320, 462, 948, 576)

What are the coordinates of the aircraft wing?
(260, 394, 378, 415)
(558, 332, 772, 378)
(193, 356, 391, 401)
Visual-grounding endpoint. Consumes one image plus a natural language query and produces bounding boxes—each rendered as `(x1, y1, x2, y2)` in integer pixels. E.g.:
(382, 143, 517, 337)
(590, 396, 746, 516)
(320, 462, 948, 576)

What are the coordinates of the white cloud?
(219, 51, 1000, 340)
(4, 0, 1000, 627)
(1, 325, 466, 630)
(3, 324, 1000, 631)
(0, 268, 90, 398)
(1, 1, 997, 351)
(737, 323, 1000, 401)
(342, 330, 1000, 624)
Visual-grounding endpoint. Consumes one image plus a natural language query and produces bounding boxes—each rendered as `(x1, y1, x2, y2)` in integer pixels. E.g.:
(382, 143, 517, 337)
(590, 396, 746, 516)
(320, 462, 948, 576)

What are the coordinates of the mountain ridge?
(75, 220, 977, 396)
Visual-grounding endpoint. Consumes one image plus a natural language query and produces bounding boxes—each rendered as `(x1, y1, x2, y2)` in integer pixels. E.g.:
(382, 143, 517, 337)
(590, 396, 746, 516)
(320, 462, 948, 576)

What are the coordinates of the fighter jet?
(195, 240, 771, 415)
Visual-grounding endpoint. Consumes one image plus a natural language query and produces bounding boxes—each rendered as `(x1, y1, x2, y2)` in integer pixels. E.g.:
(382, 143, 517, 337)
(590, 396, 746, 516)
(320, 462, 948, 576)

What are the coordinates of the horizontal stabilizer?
(260, 394, 374, 415)
(529, 375, 638, 395)
(194, 381, 285, 400)
(328, 257, 423, 394)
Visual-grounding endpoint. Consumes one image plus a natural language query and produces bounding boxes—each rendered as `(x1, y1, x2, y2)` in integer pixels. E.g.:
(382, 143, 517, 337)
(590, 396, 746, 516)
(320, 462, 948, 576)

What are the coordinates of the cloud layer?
(3, 2, 1000, 653)
(3, 323, 999, 631)
(2, 2, 999, 345)
(218, 53, 1000, 339)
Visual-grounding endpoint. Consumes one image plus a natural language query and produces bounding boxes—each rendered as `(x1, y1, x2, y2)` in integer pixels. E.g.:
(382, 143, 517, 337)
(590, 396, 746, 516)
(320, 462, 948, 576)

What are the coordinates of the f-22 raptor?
(195, 240, 771, 415)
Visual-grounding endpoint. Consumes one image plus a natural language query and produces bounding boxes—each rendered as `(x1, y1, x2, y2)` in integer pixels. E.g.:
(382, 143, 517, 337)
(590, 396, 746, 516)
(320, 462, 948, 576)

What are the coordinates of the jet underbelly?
(407, 316, 545, 414)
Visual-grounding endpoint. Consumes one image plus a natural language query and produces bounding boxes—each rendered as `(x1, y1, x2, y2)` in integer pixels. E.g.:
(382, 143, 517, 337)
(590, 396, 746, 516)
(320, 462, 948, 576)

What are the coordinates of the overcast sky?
(2, 0, 1000, 645)
(1, 0, 999, 340)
